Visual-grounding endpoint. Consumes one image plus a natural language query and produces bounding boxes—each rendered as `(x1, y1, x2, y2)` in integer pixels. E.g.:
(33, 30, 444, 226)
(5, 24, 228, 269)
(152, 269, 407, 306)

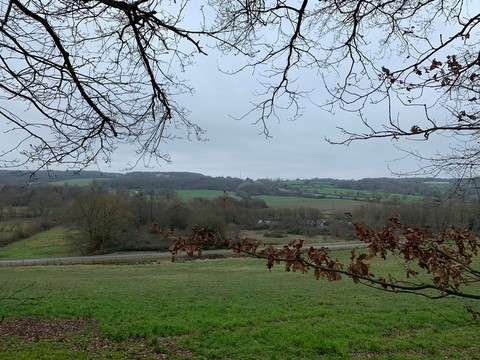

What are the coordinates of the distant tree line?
(0, 170, 466, 199)
(0, 180, 479, 255)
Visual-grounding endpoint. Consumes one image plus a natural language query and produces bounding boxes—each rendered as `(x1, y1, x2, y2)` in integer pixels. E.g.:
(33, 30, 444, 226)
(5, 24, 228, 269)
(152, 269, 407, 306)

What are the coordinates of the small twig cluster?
(0, 282, 40, 324)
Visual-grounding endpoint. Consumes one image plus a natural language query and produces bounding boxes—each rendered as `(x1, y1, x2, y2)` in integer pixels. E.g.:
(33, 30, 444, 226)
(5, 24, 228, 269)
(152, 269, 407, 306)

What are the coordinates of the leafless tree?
(0, 0, 210, 172)
(1, 1, 479, 177)
(210, 1, 480, 179)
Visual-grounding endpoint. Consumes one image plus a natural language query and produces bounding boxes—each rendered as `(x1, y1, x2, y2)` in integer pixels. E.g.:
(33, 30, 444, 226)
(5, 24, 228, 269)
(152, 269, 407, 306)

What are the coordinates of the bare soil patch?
(0, 317, 190, 359)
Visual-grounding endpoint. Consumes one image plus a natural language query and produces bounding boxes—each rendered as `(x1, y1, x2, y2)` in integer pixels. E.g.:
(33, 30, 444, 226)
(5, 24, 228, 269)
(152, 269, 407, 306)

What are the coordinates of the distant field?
(176, 189, 235, 200)
(46, 179, 427, 202)
(1, 256, 478, 359)
(316, 187, 424, 201)
(423, 180, 453, 190)
(177, 190, 365, 209)
(50, 178, 115, 186)
(254, 195, 360, 204)
(283, 180, 425, 201)
(175, 189, 360, 212)
(253, 195, 365, 211)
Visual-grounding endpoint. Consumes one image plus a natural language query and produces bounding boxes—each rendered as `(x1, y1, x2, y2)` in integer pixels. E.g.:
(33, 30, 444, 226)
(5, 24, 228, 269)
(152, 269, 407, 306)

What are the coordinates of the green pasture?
(314, 187, 424, 201)
(177, 190, 365, 206)
(1, 254, 478, 359)
(253, 195, 361, 205)
(286, 180, 334, 188)
(423, 181, 450, 185)
(284, 180, 425, 201)
(0, 228, 79, 260)
(176, 189, 234, 201)
(423, 181, 453, 190)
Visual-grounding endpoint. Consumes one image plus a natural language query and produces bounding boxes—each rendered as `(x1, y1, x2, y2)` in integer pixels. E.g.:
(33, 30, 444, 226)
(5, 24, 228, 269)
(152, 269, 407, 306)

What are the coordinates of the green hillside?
(0, 228, 79, 260)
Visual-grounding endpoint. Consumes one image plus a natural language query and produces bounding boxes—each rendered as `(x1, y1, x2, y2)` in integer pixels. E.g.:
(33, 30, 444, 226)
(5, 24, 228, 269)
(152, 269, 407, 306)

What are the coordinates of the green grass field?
(283, 180, 426, 201)
(0, 228, 80, 260)
(1, 254, 478, 359)
(176, 191, 365, 209)
(253, 195, 361, 205)
(176, 189, 232, 201)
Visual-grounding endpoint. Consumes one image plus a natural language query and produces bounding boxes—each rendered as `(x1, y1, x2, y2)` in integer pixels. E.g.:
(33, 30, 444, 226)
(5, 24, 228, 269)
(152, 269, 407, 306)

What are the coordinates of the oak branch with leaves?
(170, 218, 480, 302)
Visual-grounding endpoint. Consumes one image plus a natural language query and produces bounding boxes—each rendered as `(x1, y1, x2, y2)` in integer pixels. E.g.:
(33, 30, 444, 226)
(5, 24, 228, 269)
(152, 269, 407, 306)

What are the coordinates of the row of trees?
(2, 182, 480, 306)
(1, 182, 480, 254)
(0, 183, 267, 254)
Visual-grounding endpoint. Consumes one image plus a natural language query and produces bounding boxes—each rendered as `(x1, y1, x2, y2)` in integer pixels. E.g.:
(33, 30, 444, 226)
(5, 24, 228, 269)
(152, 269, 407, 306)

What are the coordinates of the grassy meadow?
(252, 195, 364, 211)
(0, 181, 478, 358)
(283, 180, 420, 200)
(175, 191, 365, 211)
(1, 254, 479, 359)
(252, 195, 360, 204)
(176, 189, 232, 201)
(0, 228, 80, 260)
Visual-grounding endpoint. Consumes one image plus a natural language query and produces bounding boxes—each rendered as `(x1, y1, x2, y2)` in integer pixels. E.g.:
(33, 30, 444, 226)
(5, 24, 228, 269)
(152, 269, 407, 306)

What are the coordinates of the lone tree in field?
(0, 0, 479, 177)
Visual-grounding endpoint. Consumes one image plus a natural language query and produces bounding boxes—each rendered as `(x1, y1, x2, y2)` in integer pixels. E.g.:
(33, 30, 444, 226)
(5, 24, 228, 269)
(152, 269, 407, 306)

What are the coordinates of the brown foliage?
(171, 218, 480, 301)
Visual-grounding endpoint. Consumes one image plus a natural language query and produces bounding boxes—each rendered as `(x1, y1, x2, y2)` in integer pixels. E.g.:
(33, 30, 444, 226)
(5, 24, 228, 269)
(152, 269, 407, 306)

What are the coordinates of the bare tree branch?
(0, 0, 478, 178)
(170, 218, 480, 301)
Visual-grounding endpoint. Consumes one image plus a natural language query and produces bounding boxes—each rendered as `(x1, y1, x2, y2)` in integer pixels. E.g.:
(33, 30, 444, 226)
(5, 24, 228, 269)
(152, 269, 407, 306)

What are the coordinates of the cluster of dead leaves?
(171, 218, 480, 301)
(354, 217, 479, 297)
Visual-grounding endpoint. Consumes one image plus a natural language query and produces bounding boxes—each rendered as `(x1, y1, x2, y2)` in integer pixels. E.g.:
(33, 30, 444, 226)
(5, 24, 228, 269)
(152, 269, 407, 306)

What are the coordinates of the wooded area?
(0, 171, 478, 257)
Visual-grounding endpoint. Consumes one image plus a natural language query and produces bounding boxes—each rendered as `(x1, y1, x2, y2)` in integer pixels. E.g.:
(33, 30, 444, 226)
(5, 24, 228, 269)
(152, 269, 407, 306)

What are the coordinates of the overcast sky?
(3, 2, 472, 181)
(106, 54, 448, 180)
(99, 70, 448, 180)
(100, 4, 468, 181)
